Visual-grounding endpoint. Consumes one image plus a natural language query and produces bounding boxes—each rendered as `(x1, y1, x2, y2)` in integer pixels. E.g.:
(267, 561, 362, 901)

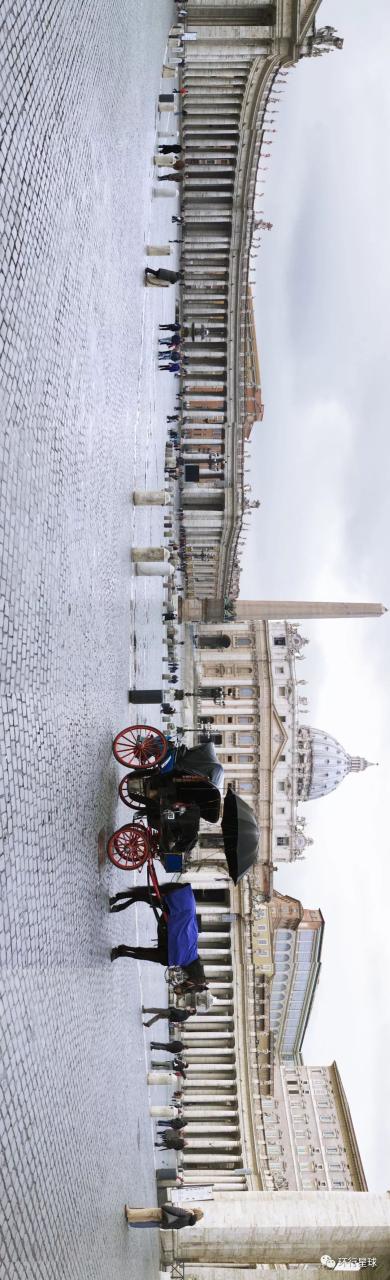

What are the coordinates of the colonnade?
(178, 54, 268, 598)
(177, 898, 248, 1192)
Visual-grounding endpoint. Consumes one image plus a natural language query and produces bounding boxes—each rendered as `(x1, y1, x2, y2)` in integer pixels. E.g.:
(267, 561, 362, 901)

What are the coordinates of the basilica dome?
(296, 725, 374, 801)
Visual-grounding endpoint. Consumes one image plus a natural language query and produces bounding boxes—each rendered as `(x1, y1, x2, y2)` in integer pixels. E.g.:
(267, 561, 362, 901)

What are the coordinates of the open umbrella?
(221, 786, 259, 884)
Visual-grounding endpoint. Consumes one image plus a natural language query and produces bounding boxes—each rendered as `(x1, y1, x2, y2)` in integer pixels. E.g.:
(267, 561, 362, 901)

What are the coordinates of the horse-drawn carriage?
(107, 722, 260, 988)
(107, 724, 224, 873)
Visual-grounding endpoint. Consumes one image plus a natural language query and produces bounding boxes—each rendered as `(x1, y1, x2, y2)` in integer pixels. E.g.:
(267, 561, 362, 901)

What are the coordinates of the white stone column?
(161, 1191, 390, 1265)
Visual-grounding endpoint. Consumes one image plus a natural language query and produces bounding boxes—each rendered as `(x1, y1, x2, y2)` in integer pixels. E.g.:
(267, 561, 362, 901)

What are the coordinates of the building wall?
(274, 1061, 368, 1192)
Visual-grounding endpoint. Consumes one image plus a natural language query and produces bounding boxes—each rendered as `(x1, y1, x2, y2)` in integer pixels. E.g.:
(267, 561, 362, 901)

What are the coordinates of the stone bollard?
(135, 562, 173, 577)
(132, 547, 169, 562)
(147, 1071, 177, 1086)
(149, 1105, 179, 1118)
(133, 490, 172, 506)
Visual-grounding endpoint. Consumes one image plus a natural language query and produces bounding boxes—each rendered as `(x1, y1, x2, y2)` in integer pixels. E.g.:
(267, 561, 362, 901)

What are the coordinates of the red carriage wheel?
(107, 824, 148, 871)
(118, 775, 146, 810)
(112, 724, 168, 769)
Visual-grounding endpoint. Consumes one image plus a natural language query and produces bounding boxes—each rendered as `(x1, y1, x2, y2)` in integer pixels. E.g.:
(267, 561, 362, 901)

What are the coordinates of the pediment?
(271, 705, 288, 770)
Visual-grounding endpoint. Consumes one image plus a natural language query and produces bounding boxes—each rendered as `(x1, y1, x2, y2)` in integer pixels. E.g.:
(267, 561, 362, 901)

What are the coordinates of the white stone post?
(133, 489, 172, 506)
(132, 547, 169, 562)
(146, 240, 172, 252)
(149, 1105, 179, 1119)
(148, 1070, 178, 1086)
(135, 562, 174, 577)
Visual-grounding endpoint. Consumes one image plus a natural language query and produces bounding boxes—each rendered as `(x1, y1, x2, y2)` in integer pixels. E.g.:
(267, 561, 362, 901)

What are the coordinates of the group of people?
(158, 321, 187, 379)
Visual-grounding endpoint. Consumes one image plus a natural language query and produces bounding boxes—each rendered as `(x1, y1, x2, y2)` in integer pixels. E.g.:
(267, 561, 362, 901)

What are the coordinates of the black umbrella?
(221, 786, 259, 884)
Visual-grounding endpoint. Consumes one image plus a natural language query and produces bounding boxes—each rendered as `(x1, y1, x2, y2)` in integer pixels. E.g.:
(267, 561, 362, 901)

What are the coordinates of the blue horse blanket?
(164, 885, 199, 967)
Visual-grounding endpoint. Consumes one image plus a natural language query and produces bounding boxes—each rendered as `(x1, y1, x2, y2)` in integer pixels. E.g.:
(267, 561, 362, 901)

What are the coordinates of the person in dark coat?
(125, 1203, 203, 1229)
(142, 1004, 196, 1028)
(145, 267, 182, 286)
(157, 172, 184, 183)
(159, 143, 182, 155)
(151, 1057, 188, 1077)
(150, 1039, 184, 1054)
(156, 1116, 188, 1130)
(155, 1133, 188, 1151)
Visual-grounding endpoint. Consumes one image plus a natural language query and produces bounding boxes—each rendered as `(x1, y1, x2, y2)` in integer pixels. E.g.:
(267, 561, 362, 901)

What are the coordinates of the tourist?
(156, 1116, 188, 1130)
(155, 1133, 188, 1151)
(145, 267, 182, 286)
(159, 143, 182, 155)
(142, 1005, 197, 1027)
(157, 171, 184, 183)
(125, 1203, 203, 1230)
(150, 1040, 184, 1055)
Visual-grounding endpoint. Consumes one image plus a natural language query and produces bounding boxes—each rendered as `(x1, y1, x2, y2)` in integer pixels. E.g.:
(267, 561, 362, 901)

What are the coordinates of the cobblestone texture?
(0, 1, 179, 1277)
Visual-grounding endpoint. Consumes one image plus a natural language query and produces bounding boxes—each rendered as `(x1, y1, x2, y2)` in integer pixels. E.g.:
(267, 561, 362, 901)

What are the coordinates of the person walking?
(155, 1133, 188, 1151)
(160, 362, 181, 374)
(142, 1004, 196, 1027)
(156, 1116, 188, 1130)
(159, 143, 182, 155)
(151, 1057, 188, 1076)
(150, 1039, 184, 1055)
(159, 322, 181, 331)
(157, 172, 184, 183)
(125, 1203, 203, 1230)
(145, 267, 182, 286)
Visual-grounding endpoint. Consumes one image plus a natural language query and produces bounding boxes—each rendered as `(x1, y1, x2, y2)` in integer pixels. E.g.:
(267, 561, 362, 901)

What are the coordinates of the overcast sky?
(242, 0, 390, 1191)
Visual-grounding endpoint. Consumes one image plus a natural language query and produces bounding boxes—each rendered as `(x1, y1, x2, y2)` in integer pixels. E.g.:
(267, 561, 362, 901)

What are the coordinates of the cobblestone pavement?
(0, 2, 181, 1277)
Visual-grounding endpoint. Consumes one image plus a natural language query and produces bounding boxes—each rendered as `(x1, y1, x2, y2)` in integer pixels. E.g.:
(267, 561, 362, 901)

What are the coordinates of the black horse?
(110, 882, 207, 992)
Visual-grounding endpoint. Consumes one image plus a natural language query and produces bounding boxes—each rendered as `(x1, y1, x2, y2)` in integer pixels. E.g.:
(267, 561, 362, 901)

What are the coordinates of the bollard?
(128, 689, 163, 703)
(149, 1105, 179, 1118)
(148, 1071, 177, 1086)
(135, 562, 173, 577)
(133, 490, 172, 506)
(132, 547, 169, 562)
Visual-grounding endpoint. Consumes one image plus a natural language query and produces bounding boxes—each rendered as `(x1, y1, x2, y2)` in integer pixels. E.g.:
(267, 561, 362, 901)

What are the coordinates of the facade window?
(234, 634, 251, 646)
(277, 781, 285, 792)
(239, 686, 254, 698)
(278, 686, 286, 696)
(276, 666, 285, 674)
(276, 836, 289, 847)
(277, 805, 285, 815)
(273, 637, 286, 646)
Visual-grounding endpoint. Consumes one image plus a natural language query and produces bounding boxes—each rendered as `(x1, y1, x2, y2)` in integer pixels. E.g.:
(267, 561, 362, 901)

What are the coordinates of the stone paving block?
(0, 1, 179, 1276)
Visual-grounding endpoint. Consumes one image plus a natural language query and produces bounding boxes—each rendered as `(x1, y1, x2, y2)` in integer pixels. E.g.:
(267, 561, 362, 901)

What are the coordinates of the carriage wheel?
(118, 775, 146, 810)
(112, 724, 168, 769)
(107, 824, 148, 871)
